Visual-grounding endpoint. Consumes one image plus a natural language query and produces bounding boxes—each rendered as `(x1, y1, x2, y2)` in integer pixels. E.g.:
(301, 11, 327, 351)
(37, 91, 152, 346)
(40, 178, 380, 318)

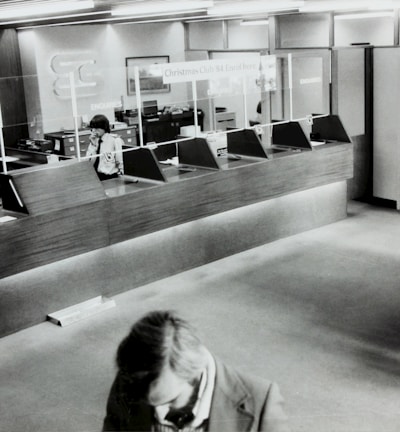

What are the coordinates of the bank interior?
(0, 1, 400, 431)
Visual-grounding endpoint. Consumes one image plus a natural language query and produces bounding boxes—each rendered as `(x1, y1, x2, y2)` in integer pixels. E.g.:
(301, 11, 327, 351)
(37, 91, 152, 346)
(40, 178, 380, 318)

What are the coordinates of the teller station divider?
(122, 138, 220, 183)
(0, 117, 353, 336)
(122, 131, 269, 184)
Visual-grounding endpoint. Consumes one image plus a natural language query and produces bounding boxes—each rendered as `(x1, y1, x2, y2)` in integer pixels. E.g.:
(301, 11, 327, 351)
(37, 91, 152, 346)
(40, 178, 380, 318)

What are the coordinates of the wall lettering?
(51, 52, 104, 99)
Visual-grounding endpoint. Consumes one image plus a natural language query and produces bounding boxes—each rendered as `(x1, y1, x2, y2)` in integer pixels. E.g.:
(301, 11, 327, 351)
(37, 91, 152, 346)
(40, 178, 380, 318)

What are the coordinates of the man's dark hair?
(89, 114, 111, 133)
(116, 310, 207, 401)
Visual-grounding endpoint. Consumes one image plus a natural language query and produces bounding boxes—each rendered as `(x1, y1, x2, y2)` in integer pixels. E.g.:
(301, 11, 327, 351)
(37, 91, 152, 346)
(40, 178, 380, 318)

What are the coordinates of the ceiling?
(0, 0, 395, 30)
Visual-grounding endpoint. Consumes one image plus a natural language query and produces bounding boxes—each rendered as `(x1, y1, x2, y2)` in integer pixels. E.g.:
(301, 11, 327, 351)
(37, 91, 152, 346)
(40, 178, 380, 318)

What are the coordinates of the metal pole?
(134, 66, 144, 147)
(69, 72, 81, 161)
(288, 53, 293, 121)
(192, 80, 198, 136)
(0, 105, 7, 174)
(242, 74, 248, 128)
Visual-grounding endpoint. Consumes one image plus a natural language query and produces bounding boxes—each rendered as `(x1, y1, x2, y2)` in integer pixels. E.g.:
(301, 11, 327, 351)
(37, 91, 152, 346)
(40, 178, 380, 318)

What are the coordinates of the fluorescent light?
(4, 11, 107, 27)
(112, 1, 213, 16)
(300, 1, 362, 12)
(368, 0, 400, 9)
(113, 10, 208, 20)
(334, 11, 394, 20)
(301, 0, 400, 13)
(185, 16, 233, 23)
(240, 19, 269, 26)
(0, 0, 94, 19)
(18, 15, 189, 30)
(117, 16, 198, 26)
(208, 1, 303, 16)
(16, 11, 204, 29)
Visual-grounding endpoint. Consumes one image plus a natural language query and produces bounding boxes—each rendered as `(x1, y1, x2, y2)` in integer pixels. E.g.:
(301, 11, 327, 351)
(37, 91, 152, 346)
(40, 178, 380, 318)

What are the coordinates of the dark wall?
(0, 29, 29, 147)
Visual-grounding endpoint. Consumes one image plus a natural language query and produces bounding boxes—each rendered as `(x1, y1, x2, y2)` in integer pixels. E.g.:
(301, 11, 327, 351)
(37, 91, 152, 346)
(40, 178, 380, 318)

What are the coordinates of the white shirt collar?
(192, 349, 215, 427)
(154, 350, 216, 428)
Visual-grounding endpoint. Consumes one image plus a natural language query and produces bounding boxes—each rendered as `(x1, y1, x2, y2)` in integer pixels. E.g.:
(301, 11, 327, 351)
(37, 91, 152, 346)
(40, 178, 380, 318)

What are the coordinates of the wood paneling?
(1, 160, 105, 215)
(0, 200, 109, 277)
(0, 29, 29, 147)
(0, 143, 352, 279)
(108, 143, 353, 243)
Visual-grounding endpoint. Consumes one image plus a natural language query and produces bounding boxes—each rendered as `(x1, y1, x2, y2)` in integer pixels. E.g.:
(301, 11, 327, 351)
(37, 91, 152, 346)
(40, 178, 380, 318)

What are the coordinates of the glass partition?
(290, 50, 330, 119)
(270, 55, 290, 122)
(0, 50, 332, 181)
(272, 50, 330, 122)
(208, 51, 263, 130)
(0, 72, 74, 176)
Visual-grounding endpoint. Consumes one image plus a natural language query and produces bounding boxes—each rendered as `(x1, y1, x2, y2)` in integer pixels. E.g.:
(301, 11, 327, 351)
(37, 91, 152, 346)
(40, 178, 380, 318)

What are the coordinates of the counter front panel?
(0, 141, 353, 278)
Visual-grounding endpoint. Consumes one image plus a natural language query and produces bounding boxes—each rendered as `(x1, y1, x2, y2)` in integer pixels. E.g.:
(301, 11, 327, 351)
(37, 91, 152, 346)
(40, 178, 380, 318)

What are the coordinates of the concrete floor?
(1, 200, 400, 432)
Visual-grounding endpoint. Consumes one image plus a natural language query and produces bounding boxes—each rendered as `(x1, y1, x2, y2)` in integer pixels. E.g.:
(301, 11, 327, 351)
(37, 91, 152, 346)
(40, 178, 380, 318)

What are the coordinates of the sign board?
(161, 57, 262, 84)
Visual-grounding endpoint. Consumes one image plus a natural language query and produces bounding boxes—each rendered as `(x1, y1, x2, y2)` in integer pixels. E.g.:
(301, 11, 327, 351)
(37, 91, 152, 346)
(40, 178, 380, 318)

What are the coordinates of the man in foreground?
(103, 310, 290, 431)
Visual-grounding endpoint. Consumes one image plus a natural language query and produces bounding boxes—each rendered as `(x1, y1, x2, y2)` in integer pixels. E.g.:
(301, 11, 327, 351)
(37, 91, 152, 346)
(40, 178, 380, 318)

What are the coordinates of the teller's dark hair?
(89, 114, 110, 133)
(116, 310, 207, 401)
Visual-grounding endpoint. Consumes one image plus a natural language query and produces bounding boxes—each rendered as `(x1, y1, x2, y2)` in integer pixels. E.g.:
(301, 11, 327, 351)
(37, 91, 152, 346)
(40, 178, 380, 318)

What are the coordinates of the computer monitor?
(142, 100, 158, 117)
(227, 129, 268, 159)
(178, 138, 220, 170)
(123, 147, 166, 182)
(153, 142, 177, 161)
(311, 115, 351, 143)
(272, 121, 312, 150)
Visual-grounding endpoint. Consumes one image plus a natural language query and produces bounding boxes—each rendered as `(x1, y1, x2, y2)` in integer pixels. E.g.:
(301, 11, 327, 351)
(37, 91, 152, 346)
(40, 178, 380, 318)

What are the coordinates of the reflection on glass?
(291, 56, 328, 119)
(271, 56, 290, 122)
(271, 51, 330, 122)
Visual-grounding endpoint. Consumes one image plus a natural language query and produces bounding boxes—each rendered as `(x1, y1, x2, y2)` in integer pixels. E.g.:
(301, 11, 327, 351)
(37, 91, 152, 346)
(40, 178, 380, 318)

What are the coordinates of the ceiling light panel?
(111, 1, 214, 16)
(5, 11, 107, 27)
(334, 11, 394, 20)
(0, 0, 94, 19)
(301, 0, 400, 13)
(368, 0, 400, 9)
(240, 19, 270, 26)
(208, 1, 304, 16)
(300, 1, 362, 12)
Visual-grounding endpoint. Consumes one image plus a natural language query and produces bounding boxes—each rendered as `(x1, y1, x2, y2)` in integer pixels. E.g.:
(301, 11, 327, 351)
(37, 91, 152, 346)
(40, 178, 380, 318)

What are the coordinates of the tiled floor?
(1, 200, 400, 431)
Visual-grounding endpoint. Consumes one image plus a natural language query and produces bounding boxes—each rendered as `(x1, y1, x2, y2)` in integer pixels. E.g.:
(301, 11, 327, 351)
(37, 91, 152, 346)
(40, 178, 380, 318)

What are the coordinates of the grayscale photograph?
(0, 1, 399, 431)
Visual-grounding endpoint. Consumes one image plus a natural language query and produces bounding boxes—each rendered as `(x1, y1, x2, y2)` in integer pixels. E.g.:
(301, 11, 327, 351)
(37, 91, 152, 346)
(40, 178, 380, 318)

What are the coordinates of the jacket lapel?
(208, 359, 255, 432)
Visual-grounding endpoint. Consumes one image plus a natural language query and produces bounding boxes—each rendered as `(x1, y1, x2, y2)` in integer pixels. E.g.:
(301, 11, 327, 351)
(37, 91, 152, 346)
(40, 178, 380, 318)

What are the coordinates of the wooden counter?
(107, 143, 352, 244)
(0, 142, 352, 278)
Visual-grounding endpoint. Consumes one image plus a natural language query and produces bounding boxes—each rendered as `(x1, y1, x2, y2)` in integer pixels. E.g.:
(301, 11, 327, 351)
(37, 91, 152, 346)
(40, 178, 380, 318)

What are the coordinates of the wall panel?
(0, 29, 28, 147)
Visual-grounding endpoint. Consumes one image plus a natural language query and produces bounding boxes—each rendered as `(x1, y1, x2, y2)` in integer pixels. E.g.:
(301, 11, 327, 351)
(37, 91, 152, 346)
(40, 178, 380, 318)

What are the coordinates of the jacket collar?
(125, 357, 255, 432)
(208, 358, 255, 432)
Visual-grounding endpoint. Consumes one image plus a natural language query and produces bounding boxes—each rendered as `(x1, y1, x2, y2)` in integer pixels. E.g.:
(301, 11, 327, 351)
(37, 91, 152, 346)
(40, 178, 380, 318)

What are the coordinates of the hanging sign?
(161, 57, 262, 84)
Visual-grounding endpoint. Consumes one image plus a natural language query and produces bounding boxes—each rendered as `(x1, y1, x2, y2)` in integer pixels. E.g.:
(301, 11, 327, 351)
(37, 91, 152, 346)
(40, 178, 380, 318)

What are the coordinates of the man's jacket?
(103, 357, 290, 432)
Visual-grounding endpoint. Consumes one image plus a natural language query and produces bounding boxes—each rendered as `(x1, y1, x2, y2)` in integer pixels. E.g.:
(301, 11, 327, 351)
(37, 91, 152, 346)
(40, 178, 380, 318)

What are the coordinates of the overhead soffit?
(0, 0, 395, 29)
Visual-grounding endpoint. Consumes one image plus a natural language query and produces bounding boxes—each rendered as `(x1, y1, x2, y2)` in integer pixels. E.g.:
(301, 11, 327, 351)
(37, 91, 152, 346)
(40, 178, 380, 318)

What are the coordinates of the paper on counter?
(0, 215, 17, 223)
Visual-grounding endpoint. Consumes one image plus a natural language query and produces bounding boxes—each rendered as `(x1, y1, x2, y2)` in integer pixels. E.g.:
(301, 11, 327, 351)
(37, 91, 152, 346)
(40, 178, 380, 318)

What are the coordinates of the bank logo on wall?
(51, 52, 104, 99)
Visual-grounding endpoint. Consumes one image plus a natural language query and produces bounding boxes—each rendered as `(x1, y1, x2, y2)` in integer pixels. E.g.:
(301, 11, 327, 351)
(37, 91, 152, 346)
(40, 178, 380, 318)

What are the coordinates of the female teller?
(86, 114, 124, 181)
